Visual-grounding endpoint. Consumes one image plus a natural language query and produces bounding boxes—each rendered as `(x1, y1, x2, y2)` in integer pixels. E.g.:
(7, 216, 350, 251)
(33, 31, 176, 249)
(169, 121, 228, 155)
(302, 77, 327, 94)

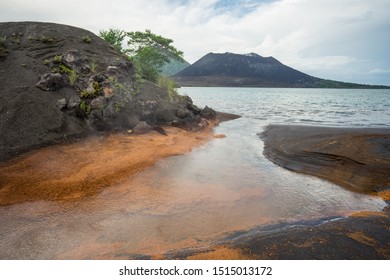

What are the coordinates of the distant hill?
(159, 56, 190, 76)
(173, 52, 390, 88)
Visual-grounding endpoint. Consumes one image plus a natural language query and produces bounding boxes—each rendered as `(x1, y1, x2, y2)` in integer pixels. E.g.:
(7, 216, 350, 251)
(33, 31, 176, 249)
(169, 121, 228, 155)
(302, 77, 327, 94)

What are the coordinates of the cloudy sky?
(1, 0, 389, 85)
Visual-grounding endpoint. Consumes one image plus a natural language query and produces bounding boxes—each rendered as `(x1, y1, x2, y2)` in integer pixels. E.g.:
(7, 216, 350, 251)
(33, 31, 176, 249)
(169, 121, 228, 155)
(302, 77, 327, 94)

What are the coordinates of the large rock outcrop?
(0, 22, 215, 161)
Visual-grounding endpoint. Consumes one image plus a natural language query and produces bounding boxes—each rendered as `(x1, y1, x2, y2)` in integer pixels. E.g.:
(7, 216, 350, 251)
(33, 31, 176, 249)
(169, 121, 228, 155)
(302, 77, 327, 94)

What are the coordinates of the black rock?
(200, 106, 217, 120)
(36, 73, 65, 91)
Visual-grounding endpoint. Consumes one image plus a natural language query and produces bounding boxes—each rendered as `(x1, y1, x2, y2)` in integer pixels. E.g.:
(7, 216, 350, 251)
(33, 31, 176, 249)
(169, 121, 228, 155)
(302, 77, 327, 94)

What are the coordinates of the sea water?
(0, 88, 389, 259)
(180, 87, 390, 128)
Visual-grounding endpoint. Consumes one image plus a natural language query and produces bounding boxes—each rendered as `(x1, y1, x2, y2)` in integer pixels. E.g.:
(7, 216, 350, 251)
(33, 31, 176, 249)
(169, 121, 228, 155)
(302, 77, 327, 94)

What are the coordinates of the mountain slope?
(173, 52, 389, 88)
(159, 56, 190, 76)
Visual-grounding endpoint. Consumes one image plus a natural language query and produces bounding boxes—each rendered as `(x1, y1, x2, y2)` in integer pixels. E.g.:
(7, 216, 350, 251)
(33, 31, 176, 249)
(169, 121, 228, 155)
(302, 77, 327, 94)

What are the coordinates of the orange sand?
(0, 125, 216, 206)
(186, 246, 251, 260)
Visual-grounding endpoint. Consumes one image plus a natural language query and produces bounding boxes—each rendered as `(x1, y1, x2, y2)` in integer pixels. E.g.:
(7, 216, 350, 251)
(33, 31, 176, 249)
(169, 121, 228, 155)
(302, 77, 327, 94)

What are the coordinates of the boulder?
(200, 105, 217, 120)
(68, 96, 81, 109)
(132, 121, 152, 134)
(187, 103, 202, 115)
(90, 96, 106, 109)
(36, 73, 65, 91)
(62, 49, 88, 72)
(56, 98, 67, 110)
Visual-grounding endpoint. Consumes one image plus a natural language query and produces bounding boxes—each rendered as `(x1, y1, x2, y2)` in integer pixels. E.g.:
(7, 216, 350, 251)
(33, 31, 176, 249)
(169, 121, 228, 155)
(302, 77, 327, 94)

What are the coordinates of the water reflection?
(0, 119, 385, 259)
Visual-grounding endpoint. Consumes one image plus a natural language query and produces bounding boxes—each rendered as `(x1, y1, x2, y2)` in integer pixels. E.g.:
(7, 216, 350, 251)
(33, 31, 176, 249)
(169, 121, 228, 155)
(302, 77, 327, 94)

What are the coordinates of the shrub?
(53, 54, 62, 63)
(82, 34, 91, 43)
(68, 69, 78, 86)
(157, 76, 179, 101)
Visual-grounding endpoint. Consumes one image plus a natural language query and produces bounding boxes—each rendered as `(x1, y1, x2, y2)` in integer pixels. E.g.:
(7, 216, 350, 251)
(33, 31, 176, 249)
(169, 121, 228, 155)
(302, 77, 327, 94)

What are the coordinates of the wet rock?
(36, 73, 65, 91)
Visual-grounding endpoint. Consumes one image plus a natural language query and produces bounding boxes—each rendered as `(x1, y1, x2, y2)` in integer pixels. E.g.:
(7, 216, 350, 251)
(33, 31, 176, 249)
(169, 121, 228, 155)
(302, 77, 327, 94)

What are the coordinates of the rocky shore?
(1, 22, 388, 260)
(0, 22, 218, 162)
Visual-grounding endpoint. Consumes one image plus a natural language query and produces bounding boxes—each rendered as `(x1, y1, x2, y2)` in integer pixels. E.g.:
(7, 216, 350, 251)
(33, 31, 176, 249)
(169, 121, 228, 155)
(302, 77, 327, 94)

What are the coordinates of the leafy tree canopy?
(99, 29, 184, 82)
(98, 29, 126, 53)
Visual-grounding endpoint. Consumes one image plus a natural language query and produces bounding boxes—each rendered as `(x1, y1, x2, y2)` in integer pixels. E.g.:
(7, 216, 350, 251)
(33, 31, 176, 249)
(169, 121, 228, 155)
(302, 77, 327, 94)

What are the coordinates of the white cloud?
(0, 0, 389, 85)
(369, 68, 390, 74)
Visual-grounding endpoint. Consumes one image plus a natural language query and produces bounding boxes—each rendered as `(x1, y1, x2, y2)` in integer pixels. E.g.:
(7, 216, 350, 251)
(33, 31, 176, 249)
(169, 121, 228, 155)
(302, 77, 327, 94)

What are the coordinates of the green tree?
(126, 30, 184, 82)
(98, 29, 126, 53)
(99, 29, 184, 82)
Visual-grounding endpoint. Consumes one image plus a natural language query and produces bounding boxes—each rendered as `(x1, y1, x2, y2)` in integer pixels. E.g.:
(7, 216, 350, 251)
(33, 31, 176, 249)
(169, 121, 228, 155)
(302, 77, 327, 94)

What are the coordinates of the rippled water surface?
(181, 87, 390, 127)
(1, 88, 389, 259)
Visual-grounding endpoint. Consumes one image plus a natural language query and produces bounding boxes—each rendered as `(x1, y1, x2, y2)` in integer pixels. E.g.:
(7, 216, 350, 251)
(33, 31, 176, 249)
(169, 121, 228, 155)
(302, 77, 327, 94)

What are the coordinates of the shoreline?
(0, 112, 240, 206)
(164, 124, 390, 260)
(167, 207, 389, 260)
(0, 127, 211, 206)
(1, 121, 388, 259)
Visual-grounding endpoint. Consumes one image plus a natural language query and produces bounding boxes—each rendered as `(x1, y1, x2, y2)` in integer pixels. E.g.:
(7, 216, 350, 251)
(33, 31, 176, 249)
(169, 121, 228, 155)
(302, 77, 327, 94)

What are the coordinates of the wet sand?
(0, 125, 219, 206)
(0, 112, 240, 206)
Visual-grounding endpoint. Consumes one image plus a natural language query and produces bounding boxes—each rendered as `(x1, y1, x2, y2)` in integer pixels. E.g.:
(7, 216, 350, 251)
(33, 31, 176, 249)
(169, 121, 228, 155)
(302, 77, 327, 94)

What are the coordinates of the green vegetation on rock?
(157, 75, 179, 101)
(99, 29, 184, 83)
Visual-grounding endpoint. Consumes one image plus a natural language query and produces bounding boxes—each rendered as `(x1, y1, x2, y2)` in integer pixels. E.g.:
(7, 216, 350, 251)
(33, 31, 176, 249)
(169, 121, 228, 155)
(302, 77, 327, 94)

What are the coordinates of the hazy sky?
(1, 0, 389, 85)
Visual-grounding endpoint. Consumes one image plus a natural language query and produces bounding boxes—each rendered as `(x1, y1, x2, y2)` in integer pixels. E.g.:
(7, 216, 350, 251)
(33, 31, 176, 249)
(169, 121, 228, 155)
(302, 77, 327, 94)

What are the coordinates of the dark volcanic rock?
(36, 72, 65, 91)
(200, 105, 217, 120)
(0, 22, 215, 161)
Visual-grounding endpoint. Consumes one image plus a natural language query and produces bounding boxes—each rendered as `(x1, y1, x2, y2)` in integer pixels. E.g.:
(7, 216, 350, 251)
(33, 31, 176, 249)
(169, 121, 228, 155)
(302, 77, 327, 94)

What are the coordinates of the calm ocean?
(179, 87, 390, 128)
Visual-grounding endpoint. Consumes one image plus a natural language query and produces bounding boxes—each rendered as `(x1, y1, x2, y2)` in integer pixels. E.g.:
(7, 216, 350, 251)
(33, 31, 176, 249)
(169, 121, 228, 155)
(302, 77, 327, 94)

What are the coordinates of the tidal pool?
(0, 119, 385, 259)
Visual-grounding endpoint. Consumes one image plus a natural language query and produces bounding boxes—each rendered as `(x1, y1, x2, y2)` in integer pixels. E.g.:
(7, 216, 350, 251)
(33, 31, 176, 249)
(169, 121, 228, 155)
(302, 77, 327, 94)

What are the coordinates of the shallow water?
(0, 88, 388, 259)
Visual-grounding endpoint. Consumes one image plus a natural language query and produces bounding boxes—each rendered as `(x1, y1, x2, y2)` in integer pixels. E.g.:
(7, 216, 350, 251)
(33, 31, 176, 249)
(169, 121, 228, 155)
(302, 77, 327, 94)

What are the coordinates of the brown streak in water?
(0, 124, 216, 206)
